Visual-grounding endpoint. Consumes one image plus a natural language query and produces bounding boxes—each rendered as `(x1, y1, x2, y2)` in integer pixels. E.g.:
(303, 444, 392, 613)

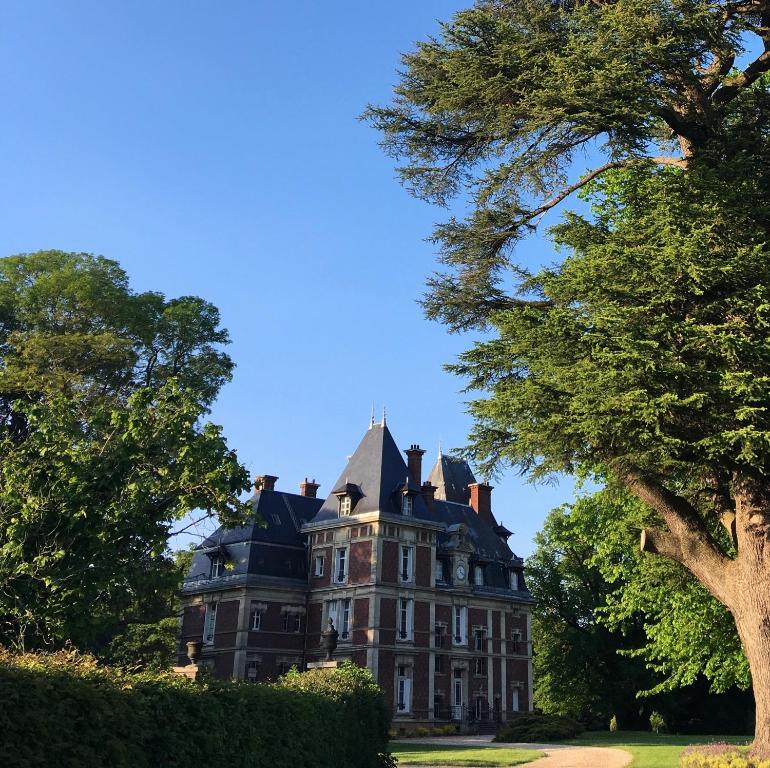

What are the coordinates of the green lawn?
(568, 731, 751, 768)
(390, 743, 544, 766)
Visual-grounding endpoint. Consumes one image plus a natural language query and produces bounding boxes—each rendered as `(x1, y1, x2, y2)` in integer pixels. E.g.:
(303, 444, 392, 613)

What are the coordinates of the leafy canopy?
(0, 251, 250, 652)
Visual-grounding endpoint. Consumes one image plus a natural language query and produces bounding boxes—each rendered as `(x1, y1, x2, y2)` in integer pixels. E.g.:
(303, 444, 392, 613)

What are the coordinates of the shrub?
(415, 727, 431, 737)
(680, 744, 770, 768)
(494, 712, 583, 743)
(650, 710, 666, 734)
(610, 715, 618, 733)
(0, 650, 393, 768)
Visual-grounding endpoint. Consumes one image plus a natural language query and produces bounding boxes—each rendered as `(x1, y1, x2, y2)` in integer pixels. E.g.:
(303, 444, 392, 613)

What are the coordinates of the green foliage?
(366, 1, 770, 331)
(530, 486, 750, 724)
(0, 650, 394, 768)
(494, 712, 583, 742)
(0, 252, 251, 652)
(650, 711, 667, 734)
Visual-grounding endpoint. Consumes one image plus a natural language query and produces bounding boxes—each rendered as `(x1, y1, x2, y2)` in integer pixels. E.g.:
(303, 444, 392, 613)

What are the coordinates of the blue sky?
(0, 1, 581, 556)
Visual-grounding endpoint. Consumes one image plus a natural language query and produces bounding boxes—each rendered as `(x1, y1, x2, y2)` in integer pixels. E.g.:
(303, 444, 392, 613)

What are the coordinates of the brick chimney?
(421, 480, 436, 511)
(468, 482, 495, 527)
(404, 444, 425, 487)
(299, 477, 320, 498)
(254, 474, 278, 492)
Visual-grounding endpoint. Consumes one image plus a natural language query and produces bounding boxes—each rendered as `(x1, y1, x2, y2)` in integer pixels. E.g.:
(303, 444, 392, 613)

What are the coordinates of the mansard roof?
(182, 490, 323, 593)
(428, 452, 477, 505)
(309, 422, 429, 524)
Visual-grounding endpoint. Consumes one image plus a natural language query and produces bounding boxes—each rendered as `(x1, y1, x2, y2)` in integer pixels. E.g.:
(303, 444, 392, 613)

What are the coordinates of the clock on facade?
(455, 563, 466, 581)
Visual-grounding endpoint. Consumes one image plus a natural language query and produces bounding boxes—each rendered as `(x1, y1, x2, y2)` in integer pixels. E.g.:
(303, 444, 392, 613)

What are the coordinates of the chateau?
(178, 420, 534, 727)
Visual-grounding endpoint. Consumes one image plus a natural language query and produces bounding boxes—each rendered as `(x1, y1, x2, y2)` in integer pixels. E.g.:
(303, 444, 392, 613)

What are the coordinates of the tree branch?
(712, 50, 770, 106)
(529, 156, 686, 224)
(623, 471, 732, 603)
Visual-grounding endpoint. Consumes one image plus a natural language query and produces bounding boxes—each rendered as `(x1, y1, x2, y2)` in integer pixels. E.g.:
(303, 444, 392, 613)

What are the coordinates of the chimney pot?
(404, 444, 426, 488)
(254, 474, 278, 492)
(299, 477, 321, 498)
(468, 482, 496, 527)
(421, 480, 436, 511)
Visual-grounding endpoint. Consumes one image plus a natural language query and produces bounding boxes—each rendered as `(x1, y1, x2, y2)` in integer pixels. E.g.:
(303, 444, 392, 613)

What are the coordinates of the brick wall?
(378, 649, 395, 707)
(380, 597, 396, 645)
(214, 600, 240, 649)
(213, 650, 235, 679)
(414, 600, 430, 648)
(350, 540, 372, 584)
(353, 597, 369, 644)
(415, 545, 431, 587)
(413, 653, 430, 718)
(381, 540, 398, 584)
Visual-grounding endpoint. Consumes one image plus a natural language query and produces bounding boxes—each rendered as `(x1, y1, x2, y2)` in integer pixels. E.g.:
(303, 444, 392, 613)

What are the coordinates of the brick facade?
(179, 422, 534, 731)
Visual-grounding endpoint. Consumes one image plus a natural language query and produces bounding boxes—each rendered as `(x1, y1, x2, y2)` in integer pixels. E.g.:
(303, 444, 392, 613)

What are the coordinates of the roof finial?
(369, 405, 375, 430)
(381, 406, 387, 427)
(438, 437, 443, 457)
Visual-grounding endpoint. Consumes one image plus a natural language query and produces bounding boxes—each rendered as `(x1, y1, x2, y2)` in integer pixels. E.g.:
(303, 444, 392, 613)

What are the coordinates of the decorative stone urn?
(320, 618, 339, 661)
(186, 640, 203, 666)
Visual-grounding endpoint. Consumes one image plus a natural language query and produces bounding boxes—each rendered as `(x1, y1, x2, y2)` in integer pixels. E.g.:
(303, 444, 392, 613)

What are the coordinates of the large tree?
(366, 0, 770, 749)
(0, 251, 250, 652)
(530, 489, 754, 732)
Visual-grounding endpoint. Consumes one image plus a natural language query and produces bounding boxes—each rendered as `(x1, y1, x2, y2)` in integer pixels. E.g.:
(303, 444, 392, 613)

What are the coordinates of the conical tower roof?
(309, 423, 427, 523)
(427, 453, 477, 504)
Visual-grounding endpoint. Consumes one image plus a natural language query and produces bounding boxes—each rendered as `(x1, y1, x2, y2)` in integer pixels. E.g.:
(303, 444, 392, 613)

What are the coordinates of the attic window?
(401, 495, 413, 516)
(339, 496, 352, 516)
(209, 555, 225, 579)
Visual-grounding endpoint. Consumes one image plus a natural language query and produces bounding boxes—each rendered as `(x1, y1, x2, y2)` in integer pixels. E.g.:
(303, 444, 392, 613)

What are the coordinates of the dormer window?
(339, 495, 352, 516)
(474, 565, 484, 586)
(402, 494, 413, 516)
(209, 555, 225, 579)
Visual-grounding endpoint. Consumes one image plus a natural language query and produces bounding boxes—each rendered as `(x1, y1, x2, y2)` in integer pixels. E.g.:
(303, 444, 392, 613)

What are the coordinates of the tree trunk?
(733, 599, 770, 752)
(731, 476, 770, 752)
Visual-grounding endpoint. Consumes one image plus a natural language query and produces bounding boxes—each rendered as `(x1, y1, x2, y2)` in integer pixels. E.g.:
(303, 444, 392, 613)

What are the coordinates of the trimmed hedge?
(494, 712, 583, 742)
(680, 744, 770, 768)
(0, 650, 393, 768)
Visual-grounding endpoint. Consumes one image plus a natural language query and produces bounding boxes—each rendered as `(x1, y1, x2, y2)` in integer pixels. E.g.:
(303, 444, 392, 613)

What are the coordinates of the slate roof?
(428, 453, 477, 505)
(309, 423, 429, 524)
(182, 490, 323, 592)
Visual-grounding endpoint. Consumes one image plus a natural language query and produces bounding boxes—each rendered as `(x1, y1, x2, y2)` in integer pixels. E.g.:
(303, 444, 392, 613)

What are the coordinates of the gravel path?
(393, 736, 633, 768)
(523, 745, 632, 768)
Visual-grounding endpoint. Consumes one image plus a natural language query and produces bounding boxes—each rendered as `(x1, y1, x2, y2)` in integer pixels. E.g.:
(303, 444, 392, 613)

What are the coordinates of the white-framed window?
(453, 605, 467, 645)
(402, 495, 413, 516)
(209, 556, 224, 579)
(434, 623, 445, 648)
(511, 570, 520, 590)
(340, 598, 351, 640)
(245, 658, 260, 682)
(452, 669, 463, 718)
(281, 611, 302, 632)
(400, 545, 413, 582)
(397, 665, 412, 713)
(474, 565, 484, 586)
(434, 654, 444, 674)
(339, 495, 352, 515)
(334, 547, 347, 583)
(314, 554, 325, 577)
(474, 657, 487, 675)
(249, 601, 264, 631)
(511, 687, 520, 712)
(203, 601, 218, 644)
(474, 628, 486, 652)
(398, 597, 413, 641)
(435, 559, 444, 582)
